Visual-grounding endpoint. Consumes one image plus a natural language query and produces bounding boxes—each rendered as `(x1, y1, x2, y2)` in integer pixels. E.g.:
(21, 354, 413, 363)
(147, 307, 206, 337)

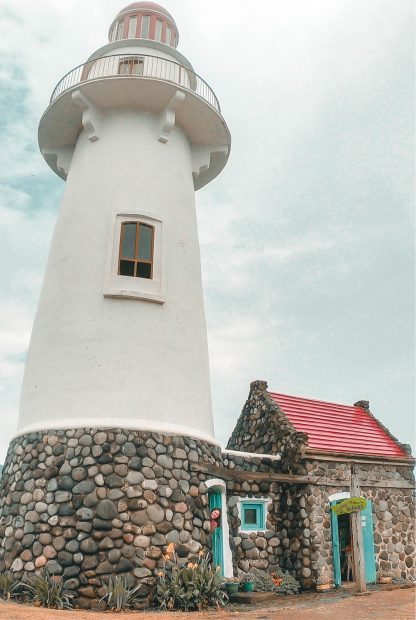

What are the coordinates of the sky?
(0, 0, 414, 462)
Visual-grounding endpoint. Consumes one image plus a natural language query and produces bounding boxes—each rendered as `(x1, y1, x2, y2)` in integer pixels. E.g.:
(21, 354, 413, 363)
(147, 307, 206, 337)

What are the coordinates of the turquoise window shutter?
(330, 501, 341, 586)
(361, 500, 376, 583)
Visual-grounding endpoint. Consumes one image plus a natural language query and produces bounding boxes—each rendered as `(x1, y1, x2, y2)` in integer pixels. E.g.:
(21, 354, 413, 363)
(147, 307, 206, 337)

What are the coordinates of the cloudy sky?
(0, 0, 414, 462)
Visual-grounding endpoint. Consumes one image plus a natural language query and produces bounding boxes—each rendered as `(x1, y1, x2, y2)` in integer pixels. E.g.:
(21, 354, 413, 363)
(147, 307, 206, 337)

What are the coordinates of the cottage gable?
(226, 380, 308, 467)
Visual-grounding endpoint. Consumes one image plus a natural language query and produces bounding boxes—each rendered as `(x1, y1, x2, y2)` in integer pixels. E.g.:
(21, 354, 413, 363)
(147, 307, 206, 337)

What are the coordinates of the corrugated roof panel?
(268, 391, 408, 458)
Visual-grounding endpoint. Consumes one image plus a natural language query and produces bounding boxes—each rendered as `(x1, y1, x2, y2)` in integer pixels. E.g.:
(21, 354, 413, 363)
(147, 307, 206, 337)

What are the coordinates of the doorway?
(330, 498, 376, 586)
(338, 513, 353, 582)
(205, 478, 233, 577)
(208, 489, 224, 575)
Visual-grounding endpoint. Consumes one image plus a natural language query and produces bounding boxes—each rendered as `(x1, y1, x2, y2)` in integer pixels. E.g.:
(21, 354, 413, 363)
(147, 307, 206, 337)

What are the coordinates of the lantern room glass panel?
(128, 16, 137, 38)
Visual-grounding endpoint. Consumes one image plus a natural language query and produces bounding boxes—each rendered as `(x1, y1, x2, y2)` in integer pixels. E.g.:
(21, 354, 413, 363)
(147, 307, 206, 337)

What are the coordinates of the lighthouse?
(0, 2, 231, 602)
(19, 2, 230, 442)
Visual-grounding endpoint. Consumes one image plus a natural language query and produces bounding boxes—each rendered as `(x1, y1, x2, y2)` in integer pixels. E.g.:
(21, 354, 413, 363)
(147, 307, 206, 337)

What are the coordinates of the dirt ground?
(0, 585, 414, 620)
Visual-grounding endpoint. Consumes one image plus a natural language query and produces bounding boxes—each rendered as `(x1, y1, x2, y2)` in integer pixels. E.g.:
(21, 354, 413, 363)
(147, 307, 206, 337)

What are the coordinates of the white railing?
(50, 53, 220, 112)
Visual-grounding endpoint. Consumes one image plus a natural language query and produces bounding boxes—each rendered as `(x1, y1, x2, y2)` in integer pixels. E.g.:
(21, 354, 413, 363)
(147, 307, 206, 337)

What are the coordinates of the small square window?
(241, 502, 265, 531)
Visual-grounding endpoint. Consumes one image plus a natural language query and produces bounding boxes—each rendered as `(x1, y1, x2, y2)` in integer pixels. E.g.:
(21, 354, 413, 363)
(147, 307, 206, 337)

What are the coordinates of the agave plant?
(23, 570, 75, 609)
(155, 546, 228, 611)
(100, 575, 145, 611)
(0, 570, 20, 600)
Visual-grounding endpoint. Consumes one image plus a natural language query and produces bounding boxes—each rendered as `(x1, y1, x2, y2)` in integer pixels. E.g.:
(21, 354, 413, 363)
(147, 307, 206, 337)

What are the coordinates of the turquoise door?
(209, 490, 224, 575)
(361, 500, 376, 583)
(330, 499, 376, 585)
(330, 502, 342, 586)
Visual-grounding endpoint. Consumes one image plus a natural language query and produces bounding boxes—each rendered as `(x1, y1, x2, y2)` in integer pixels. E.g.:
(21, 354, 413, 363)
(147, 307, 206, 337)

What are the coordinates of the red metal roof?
(268, 391, 408, 459)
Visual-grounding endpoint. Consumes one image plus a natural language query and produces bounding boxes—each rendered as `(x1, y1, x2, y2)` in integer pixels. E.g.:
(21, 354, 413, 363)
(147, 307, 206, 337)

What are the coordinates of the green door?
(361, 500, 376, 583)
(330, 501, 342, 586)
(208, 489, 224, 575)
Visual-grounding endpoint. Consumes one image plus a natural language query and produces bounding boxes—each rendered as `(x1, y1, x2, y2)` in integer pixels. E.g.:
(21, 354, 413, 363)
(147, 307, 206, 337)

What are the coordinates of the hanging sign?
(331, 497, 367, 516)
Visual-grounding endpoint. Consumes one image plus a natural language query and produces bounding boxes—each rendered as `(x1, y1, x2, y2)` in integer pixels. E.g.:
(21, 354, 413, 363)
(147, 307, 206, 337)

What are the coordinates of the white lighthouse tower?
(0, 4, 234, 596)
(18, 2, 230, 443)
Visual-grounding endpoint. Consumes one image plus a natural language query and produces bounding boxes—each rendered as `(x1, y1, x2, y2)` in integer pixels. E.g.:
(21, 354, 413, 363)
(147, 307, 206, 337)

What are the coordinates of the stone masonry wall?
(222, 452, 312, 588)
(226, 485, 313, 588)
(305, 459, 415, 581)
(222, 453, 415, 586)
(0, 428, 222, 608)
(226, 381, 307, 471)
(1, 426, 413, 606)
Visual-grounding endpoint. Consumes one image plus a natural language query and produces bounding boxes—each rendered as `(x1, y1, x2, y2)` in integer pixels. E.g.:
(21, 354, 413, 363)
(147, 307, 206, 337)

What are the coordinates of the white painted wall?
(18, 108, 216, 443)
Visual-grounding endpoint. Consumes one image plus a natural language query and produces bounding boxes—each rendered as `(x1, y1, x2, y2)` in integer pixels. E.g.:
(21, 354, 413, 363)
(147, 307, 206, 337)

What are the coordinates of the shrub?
(252, 570, 277, 592)
(155, 545, 228, 611)
(0, 570, 20, 600)
(100, 575, 145, 611)
(273, 570, 300, 595)
(22, 570, 75, 609)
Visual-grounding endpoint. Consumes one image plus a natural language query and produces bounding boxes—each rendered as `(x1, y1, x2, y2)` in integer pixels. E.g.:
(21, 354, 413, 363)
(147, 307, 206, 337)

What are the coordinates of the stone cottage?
(222, 380, 415, 587)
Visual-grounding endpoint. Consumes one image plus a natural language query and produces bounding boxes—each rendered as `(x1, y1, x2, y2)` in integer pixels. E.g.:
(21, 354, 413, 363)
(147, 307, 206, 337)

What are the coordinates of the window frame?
(241, 502, 264, 530)
(104, 213, 164, 304)
(118, 221, 154, 279)
(115, 20, 124, 40)
(141, 15, 150, 38)
(165, 24, 172, 46)
(127, 15, 138, 38)
(155, 18, 163, 42)
(238, 498, 270, 533)
(118, 57, 145, 76)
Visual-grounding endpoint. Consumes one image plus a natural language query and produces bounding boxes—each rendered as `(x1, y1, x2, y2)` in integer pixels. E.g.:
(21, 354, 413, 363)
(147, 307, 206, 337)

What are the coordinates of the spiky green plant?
(23, 570, 75, 609)
(0, 570, 20, 600)
(155, 547, 228, 611)
(100, 575, 145, 611)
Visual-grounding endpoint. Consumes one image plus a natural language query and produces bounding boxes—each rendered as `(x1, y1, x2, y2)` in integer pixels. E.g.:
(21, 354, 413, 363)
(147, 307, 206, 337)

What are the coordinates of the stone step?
(229, 591, 276, 604)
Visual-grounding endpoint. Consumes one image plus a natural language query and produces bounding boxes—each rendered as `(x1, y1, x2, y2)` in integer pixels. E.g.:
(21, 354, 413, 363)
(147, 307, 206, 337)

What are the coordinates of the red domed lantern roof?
(109, 2, 179, 47)
(117, 2, 176, 24)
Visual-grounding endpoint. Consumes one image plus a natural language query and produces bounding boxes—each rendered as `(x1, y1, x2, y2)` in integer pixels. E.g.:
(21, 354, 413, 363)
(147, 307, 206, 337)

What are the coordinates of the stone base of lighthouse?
(0, 428, 222, 608)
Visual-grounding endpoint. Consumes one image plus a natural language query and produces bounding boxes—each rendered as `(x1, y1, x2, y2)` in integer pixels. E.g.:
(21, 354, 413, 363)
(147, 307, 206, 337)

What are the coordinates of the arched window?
(155, 19, 163, 41)
(119, 222, 154, 279)
(141, 15, 150, 38)
(128, 16, 138, 38)
(115, 20, 124, 40)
